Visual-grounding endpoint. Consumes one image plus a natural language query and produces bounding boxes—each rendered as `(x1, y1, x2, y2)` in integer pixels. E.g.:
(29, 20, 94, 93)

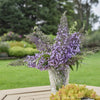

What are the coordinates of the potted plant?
(25, 12, 82, 94)
(0, 42, 10, 57)
(50, 84, 100, 100)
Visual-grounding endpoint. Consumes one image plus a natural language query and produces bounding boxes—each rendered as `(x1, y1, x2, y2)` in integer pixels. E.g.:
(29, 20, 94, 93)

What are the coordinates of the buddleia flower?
(25, 12, 82, 71)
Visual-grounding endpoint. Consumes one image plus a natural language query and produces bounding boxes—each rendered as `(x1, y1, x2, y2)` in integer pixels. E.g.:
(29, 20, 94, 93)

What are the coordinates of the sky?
(92, 1, 100, 30)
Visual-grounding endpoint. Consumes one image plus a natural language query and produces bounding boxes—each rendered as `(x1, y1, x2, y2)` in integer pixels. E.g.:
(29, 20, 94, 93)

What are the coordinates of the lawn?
(0, 52, 100, 90)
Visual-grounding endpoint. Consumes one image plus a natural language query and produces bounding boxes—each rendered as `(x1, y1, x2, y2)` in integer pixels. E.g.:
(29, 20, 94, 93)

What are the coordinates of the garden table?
(0, 85, 100, 100)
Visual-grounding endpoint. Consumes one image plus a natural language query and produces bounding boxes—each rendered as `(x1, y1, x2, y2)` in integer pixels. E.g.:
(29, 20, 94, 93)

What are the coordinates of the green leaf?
(35, 54, 50, 66)
(42, 54, 50, 58)
(36, 60, 39, 66)
(36, 56, 41, 66)
(76, 61, 79, 71)
(42, 61, 48, 66)
(69, 65, 74, 71)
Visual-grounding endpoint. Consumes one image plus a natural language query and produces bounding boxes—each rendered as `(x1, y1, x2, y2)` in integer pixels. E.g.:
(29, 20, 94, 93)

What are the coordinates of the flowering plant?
(26, 12, 82, 71)
(50, 84, 100, 100)
(1, 31, 22, 41)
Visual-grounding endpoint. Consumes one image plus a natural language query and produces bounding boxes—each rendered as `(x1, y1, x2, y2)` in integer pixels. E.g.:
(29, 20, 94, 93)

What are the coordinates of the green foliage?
(24, 48, 39, 56)
(6, 40, 37, 57)
(67, 54, 83, 71)
(0, 42, 10, 53)
(8, 46, 25, 57)
(7, 41, 36, 48)
(0, 0, 34, 35)
(69, 21, 77, 34)
(0, 0, 98, 35)
(0, 0, 75, 35)
(73, 0, 99, 33)
(48, 34, 56, 40)
(83, 31, 100, 49)
(50, 84, 100, 100)
(88, 32, 100, 47)
(20, 41, 36, 48)
(31, 49, 39, 54)
(8, 46, 39, 57)
(7, 41, 24, 48)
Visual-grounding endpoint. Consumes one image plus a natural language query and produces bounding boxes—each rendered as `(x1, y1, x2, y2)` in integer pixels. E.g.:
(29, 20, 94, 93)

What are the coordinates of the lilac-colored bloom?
(25, 13, 81, 71)
(19, 35, 22, 38)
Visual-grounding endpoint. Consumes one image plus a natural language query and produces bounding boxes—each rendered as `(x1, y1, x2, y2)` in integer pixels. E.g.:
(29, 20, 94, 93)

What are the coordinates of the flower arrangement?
(25, 12, 83, 93)
(26, 12, 82, 71)
(50, 84, 100, 100)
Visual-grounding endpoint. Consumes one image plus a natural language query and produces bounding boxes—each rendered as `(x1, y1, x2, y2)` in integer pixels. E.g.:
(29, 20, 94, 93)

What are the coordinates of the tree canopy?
(0, 0, 99, 35)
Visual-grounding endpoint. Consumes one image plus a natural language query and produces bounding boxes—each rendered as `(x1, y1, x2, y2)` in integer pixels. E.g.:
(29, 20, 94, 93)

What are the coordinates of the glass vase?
(48, 67, 70, 94)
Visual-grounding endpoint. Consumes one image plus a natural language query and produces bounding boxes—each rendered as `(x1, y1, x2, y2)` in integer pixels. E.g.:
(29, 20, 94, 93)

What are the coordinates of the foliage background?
(0, 0, 99, 35)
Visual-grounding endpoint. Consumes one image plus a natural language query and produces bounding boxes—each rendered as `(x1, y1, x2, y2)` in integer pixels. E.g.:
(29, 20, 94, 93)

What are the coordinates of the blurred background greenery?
(0, 0, 99, 35)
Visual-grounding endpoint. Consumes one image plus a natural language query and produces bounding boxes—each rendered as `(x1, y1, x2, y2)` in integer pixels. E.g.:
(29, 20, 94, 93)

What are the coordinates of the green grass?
(0, 52, 100, 90)
(70, 52, 100, 86)
(0, 60, 49, 90)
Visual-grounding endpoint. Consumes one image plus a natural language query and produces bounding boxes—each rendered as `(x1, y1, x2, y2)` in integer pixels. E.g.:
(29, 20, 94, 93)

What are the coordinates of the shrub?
(82, 32, 100, 53)
(7, 41, 36, 48)
(24, 48, 39, 55)
(1, 32, 22, 41)
(88, 32, 100, 47)
(32, 49, 39, 53)
(8, 46, 25, 57)
(8, 46, 39, 57)
(83, 31, 100, 48)
(0, 42, 10, 53)
(20, 41, 36, 48)
(50, 84, 100, 100)
(7, 41, 24, 48)
(48, 34, 56, 40)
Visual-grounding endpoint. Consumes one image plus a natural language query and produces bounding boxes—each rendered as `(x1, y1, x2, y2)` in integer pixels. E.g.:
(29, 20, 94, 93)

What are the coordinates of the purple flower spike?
(25, 12, 81, 71)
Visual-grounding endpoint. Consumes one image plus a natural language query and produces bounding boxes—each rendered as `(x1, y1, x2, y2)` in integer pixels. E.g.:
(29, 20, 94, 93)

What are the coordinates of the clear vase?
(48, 67, 70, 94)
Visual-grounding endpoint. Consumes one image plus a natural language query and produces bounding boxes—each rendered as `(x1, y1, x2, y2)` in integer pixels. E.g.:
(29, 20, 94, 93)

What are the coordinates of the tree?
(36, 0, 75, 35)
(36, 0, 61, 35)
(0, 0, 75, 35)
(0, 0, 36, 35)
(73, 0, 99, 32)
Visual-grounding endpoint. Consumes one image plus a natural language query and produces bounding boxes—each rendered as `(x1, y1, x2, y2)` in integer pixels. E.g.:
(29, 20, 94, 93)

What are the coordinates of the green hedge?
(8, 46, 39, 57)
(9, 46, 25, 57)
(83, 31, 100, 48)
(20, 41, 36, 48)
(24, 48, 39, 56)
(0, 42, 10, 53)
(7, 41, 36, 48)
